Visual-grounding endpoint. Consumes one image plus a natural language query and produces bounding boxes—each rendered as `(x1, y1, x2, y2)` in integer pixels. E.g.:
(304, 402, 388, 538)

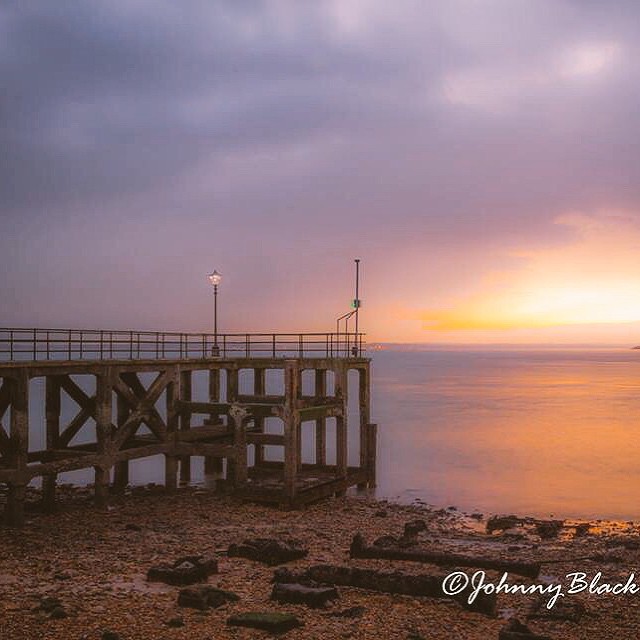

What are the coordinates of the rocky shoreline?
(1, 485, 639, 639)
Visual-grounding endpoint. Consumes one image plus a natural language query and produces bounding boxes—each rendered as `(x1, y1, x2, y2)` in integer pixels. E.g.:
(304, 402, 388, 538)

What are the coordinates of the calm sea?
(372, 347, 640, 520)
(38, 347, 640, 520)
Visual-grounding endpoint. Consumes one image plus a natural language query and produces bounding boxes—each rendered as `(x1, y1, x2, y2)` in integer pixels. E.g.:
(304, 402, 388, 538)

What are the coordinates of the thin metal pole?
(214, 284, 218, 344)
(354, 258, 360, 355)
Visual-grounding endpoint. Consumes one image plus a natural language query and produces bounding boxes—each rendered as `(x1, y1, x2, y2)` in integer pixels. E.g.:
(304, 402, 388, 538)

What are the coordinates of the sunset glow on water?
(372, 347, 640, 519)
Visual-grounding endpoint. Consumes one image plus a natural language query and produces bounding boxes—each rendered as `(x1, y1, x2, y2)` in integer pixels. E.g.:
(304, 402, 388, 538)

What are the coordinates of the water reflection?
(373, 349, 640, 519)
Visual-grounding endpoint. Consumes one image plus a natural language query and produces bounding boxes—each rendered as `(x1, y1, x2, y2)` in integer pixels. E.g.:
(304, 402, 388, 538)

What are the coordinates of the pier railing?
(0, 328, 366, 362)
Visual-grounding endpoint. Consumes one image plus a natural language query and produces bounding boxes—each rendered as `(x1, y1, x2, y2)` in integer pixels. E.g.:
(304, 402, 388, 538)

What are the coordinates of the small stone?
(54, 571, 71, 581)
(125, 523, 142, 531)
(178, 585, 240, 610)
(147, 555, 218, 586)
(101, 632, 122, 640)
(404, 520, 428, 537)
(49, 606, 67, 619)
(166, 616, 184, 628)
(374, 509, 388, 518)
(228, 538, 308, 565)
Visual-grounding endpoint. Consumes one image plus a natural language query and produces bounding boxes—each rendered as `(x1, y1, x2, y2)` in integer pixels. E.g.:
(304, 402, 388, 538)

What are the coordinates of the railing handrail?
(0, 327, 366, 362)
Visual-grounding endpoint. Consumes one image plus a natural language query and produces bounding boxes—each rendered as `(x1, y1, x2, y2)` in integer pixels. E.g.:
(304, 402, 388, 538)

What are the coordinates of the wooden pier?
(0, 329, 376, 526)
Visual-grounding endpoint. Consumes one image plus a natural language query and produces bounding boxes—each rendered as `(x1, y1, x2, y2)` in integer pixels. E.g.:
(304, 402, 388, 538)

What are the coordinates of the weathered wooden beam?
(6, 370, 28, 527)
(58, 374, 94, 410)
(113, 392, 129, 493)
(43, 376, 61, 512)
(174, 443, 236, 458)
(0, 379, 12, 418)
(94, 371, 113, 508)
(176, 425, 231, 441)
(315, 371, 326, 466)
(283, 361, 300, 501)
(165, 368, 179, 492)
(253, 367, 266, 466)
(225, 367, 239, 481)
(334, 364, 348, 479)
(175, 400, 230, 414)
(120, 371, 168, 441)
(113, 370, 170, 449)
(298, 406, 343, 420)
(179, 369, 192, 483)
(358, 365, 373, 488)
(247, 432, 284, 446)
(229, 405, 248, 487)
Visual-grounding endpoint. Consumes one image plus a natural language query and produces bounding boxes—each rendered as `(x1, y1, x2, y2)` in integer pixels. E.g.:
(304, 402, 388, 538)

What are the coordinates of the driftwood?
(273, 565, 496, 616)
(350, 533, 541, 579)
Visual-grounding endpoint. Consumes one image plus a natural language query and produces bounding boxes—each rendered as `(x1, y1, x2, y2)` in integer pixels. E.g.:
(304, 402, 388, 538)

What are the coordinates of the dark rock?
(54, 571, 71, 581)
(374, 509, 388, 518)
(49, 606, 67, 619)
(271, 582, 338, 608)
(147, 555, 218, 586)
(37, 597, 63, 613)
(227, 612, 303, 633)
(125, 523, 142, 531)
(372, 534, 399, 547)
(471, 513, 484, 520)
(499, 618, 551, 640)
(606, 536, 640, 550)
(166, 616, 185, 628)
(574, 523, 591, 537)
(535, 520, 563, 539)
(228, 538, 308, 565)
(404, 520, 428, 537)
(177, 585, 240, 610)
(487, 515, 526, 534)
(101, 632, 122, 640)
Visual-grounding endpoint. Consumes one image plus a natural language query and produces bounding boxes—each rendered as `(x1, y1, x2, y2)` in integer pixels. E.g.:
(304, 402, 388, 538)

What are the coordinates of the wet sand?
(1, 486, 640, 639)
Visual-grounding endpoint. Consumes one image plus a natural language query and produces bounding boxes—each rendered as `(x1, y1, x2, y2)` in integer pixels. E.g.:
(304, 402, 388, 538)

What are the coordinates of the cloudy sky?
(2, 1, 639, 343)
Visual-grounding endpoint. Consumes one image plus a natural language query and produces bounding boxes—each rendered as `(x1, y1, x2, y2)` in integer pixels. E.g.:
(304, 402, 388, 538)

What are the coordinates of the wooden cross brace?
(112, 371, 170, 448)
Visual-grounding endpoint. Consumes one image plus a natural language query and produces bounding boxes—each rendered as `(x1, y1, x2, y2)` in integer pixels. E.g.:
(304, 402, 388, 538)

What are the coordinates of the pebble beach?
(2, 486, 640, 639)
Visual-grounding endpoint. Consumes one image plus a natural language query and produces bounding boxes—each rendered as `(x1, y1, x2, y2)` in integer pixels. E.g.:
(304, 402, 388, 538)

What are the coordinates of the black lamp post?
(207, 270, 222, 356)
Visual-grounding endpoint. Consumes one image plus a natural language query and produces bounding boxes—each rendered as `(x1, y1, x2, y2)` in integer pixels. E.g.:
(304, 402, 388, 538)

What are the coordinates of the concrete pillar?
(315, 369, 326, 466)
(283, 360, 301, 502)
(179, 370, 192, 483)
(165, 369, 180, 493)
(113, 393, 129, 493)
(253, 368, 266, 466)
(229, 406, 248, 487)
(94, 467, 110, 509)
(43, 376, 60, 512)
(7, 371, 28, 526)
(94, 371, 112, 508)
(358, 365, 372, 488)
(204, 367, 223, 476)
(334, 364, 348, 479)
(225, 368, 239, 481)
